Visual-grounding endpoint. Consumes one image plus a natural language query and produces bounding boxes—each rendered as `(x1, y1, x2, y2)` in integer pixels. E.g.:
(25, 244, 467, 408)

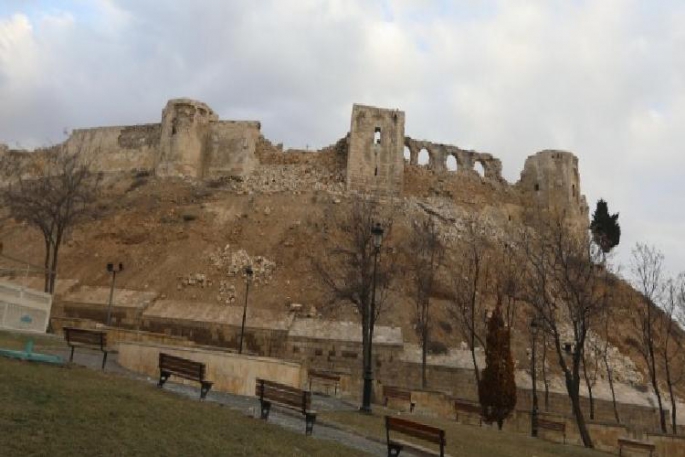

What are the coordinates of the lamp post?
(361, 222, 384, 413)
(106, 262, 124, 326)
(239, 265, 253, 354)
(530, 317, 539, 437)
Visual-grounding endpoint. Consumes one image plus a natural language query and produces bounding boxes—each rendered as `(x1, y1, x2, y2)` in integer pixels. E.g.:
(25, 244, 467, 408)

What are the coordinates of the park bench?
(618, 437, 655, 456)
(157, 352, 213, 400)
(453, 399, 482, 425)
(308, 369, 341, 396)
(383, 385, 415, 412)
(385, 415, 450, 457)
(64, 327, 110, 370)
(538, 418, 566, 444)
(255, 378, 317, 435)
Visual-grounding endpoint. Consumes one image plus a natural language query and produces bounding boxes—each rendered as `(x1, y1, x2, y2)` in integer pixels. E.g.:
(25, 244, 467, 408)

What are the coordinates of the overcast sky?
(1, 0, 683, 275)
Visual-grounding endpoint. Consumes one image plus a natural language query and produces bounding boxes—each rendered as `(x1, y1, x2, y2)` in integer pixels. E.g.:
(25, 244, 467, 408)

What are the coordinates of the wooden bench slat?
(256, 379, 316, 435)
(64, 328, 109, 370)
(538, 419, 565, 432)
(387, 417, 443, 443)
(454, 401, 481, 414)
(308, 370, 341, 382)
(157, 352, 212, 400)
(385, 416, 446, 457)
(618, 438, 655, 450)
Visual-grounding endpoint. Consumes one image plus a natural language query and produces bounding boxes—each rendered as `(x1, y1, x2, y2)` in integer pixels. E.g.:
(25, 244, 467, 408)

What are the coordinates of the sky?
(1, 0, 684, 275)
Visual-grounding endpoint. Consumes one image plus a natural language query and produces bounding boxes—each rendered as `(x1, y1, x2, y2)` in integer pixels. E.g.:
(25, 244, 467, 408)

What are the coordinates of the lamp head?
(371, 222, 384, 249)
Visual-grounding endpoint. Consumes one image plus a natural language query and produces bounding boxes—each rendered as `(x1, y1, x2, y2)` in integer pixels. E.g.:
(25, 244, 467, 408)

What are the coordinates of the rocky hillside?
(0, 156, 682, 400)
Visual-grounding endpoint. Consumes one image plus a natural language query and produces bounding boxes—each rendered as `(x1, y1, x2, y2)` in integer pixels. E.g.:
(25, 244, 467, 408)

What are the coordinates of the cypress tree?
(590, 199, 621, 254)
(478, 305, 517, 429)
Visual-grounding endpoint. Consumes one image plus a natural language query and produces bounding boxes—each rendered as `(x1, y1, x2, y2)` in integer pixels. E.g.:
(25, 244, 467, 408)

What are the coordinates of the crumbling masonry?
(1, 98, 589, 225)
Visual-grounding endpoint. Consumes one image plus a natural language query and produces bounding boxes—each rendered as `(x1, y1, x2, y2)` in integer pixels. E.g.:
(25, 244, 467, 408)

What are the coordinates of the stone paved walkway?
(47, 347, 412, 457)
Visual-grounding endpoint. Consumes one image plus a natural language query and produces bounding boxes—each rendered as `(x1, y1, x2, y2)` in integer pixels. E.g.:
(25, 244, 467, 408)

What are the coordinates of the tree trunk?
(604, 353, 620, 423)
(582, 353, 595, 420)
(567, 374, 594, 448)
(648, 346, 667, 432)
(665, 355, 677, 434)
(646, 306, 668, 433)
(43, 239, 51, 293)
(421, 316, 428, 389)
(541, 335, 549, 411)
(49, 239, 61, 294)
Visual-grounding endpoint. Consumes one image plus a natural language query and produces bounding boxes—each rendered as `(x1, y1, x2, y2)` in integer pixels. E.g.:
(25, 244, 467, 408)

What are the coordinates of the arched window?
(446, 155, 458, 171)
(474, 161, 485, 177)
(404, 146, 411, 162)
(418, 149, 430, 166)
(374, 127, 381, 145)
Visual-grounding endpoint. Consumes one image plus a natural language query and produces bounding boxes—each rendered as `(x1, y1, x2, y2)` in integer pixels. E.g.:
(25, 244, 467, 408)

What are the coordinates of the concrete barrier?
(118, 341, 305, 396)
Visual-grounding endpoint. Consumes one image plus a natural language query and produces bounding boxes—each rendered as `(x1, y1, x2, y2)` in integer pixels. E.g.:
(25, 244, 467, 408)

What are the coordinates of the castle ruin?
(1, 98, 589, 227)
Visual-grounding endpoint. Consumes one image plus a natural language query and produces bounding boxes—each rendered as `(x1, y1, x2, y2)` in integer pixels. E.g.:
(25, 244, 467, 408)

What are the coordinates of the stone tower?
(156, 98, 218, 179)
(518, 150, 589, 227)
(346, 104, 405, 196)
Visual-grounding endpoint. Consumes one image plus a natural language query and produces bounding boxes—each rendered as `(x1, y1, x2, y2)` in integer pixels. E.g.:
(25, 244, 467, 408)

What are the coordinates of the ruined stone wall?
(157, 98, 218, 179)
(64, 124, 160, 173)
(204, 120, 260, 179)
(517, 149, 589, 226)
(346, 104, 405, 196)
(404, 137, 504, 181)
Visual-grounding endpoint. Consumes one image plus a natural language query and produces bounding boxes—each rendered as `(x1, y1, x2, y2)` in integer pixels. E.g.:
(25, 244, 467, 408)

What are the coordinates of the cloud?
(0, 0, 684, 274)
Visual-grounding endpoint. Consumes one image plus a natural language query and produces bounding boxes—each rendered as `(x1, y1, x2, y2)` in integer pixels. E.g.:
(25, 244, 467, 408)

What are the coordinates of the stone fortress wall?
(0, 98, 589, 226)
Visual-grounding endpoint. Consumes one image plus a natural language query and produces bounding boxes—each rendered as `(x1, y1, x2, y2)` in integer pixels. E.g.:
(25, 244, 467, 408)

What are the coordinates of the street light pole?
(106, 262, 124, 326)
(239, 266, 253, 354)
(530, 317, 539, 437)
(361, 222, 384, 414)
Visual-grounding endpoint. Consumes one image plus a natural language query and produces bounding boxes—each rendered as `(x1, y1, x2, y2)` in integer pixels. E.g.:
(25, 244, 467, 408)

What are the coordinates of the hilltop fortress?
(2, 98, 589, 226)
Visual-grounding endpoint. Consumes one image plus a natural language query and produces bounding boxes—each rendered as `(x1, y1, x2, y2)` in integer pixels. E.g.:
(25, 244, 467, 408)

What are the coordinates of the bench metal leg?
(387, 442, 402, 457)
(158, 371, 170, 388)
(260, 400, 271, 420)
(101, 351, 108, 371)
(69, 346, 75, 362)
(200, 382, 212, 401)
(305, 413, 316, 436)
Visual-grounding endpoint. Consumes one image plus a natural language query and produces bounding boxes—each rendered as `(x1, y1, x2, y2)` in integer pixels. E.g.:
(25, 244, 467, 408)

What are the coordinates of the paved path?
(47, 347, 406, 457)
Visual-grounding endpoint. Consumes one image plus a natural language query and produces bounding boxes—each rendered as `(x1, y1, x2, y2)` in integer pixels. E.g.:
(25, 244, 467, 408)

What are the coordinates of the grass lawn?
(321, 407, 612, 457)
(0, 355, 369, 457)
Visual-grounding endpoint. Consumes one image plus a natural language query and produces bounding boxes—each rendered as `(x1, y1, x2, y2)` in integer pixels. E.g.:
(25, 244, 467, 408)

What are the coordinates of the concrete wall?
(50, 317, 193, 349)
(646, 433, 685, 457)
(117, 341, 304, 396)
(65, 125, 159, 173)
(346, 104, 405, 196)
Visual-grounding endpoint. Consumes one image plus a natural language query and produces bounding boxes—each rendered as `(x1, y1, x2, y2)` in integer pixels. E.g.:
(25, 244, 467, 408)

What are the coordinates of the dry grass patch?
(0, 355, 369, 457)
(321, 407, 611, 457)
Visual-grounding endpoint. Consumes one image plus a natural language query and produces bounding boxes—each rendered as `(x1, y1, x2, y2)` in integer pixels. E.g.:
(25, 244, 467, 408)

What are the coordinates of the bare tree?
(450, 215, 490, 386)
(518, 213, 610, 448)
(2, 146, 101, 293)
(312, 197, 395, 406)
(630, 243, 668, 433)
(662, 274, 685, 434)
(599, 305, 621, 423)
(407, 215, 444, 388)
(582, 336, 601, 420)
